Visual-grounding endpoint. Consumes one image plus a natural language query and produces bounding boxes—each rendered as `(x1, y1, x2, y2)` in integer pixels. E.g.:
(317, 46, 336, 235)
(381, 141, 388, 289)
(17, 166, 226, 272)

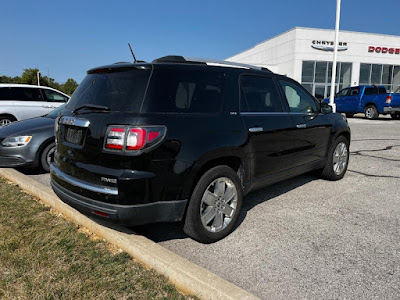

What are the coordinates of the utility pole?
(37, 71, 41, 86)
(329, 0, 341, 113)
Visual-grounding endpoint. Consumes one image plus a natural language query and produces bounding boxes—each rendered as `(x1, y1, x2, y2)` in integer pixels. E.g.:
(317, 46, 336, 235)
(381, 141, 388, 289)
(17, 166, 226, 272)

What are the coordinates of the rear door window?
(240, 75, 283, 112)
(10, 87, 43, 101)
(143, 69, 225, 113)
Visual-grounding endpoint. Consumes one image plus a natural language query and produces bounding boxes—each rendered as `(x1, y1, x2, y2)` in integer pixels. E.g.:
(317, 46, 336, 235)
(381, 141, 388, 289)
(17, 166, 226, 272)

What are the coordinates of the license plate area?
(64, 126, 85, 145)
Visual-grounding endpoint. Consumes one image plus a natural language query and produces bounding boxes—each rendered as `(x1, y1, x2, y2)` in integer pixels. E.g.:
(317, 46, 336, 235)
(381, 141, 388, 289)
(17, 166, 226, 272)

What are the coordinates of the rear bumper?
(50, 165, 187, 226)
(384, 106, 400, 113)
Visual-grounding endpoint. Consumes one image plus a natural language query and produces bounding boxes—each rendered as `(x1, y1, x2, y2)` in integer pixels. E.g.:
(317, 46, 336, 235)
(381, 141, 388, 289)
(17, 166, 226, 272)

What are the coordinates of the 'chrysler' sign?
(311, 40, 348, 51)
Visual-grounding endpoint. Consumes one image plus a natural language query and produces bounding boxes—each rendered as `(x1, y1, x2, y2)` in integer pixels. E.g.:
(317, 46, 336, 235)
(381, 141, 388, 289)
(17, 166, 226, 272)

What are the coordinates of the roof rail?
(152, 55, 271, 72)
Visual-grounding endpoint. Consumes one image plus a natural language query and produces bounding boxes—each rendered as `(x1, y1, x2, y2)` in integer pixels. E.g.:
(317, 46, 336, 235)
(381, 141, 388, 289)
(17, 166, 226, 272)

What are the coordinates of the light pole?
(37, 71, 41, 86)
(329, 0, 341, 113)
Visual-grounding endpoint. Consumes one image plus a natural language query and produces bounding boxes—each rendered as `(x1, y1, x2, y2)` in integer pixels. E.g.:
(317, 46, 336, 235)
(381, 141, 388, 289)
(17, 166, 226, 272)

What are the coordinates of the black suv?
(50, 56, 350, 243)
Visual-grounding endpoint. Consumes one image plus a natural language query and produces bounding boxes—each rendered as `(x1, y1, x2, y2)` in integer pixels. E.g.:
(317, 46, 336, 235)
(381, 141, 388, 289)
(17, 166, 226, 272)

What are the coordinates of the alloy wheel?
(0, 119, 12, 126)
(333, 142, 348, 175)
(200, 177, 238, 233)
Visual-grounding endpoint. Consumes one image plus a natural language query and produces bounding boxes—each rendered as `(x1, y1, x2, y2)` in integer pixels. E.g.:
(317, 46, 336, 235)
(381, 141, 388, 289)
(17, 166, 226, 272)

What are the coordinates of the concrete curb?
(0, 168, 259, 300)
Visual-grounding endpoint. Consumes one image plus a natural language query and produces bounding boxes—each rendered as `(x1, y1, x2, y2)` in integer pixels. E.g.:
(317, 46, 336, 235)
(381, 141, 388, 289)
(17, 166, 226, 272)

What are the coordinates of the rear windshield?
(66, 69, 151, 112)
(142, 69, 225, 113)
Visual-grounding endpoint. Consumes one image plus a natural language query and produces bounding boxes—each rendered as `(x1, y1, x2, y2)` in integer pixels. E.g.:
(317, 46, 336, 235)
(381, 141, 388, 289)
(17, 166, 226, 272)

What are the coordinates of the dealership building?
(226, 27, 400, 99)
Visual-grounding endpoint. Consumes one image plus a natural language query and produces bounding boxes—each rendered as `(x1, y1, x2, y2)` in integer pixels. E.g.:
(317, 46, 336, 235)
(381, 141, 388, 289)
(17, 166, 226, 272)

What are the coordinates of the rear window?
(143, 69, 225, 113)
(364, 87, 387, 95)
(66, 69, 151, 112)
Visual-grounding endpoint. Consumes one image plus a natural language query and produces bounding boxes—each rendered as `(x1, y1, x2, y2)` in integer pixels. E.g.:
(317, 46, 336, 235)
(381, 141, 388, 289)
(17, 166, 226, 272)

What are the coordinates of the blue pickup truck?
(323, 85, 400, 119)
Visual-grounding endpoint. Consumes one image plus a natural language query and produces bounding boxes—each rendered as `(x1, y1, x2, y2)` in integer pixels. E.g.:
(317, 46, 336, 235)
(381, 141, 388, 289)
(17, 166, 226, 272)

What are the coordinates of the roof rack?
(152, 55, 271, 72)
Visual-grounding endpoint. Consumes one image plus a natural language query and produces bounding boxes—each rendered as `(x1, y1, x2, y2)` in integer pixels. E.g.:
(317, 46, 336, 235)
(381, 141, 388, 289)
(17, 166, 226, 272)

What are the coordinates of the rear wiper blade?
(73, 104, 110, 114)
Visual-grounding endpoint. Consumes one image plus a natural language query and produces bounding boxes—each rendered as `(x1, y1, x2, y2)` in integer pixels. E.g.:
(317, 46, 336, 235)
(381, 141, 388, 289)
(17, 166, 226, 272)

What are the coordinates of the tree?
(62, 78, 78, 95)
(0, 75, 21, 83)
(20, 68, 40, 85)
(1, 69, 78, 95)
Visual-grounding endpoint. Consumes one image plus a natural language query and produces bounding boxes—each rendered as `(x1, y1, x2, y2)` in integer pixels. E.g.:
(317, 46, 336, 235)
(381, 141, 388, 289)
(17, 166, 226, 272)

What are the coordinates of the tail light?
(385, 95, 392, 104)
(106, 127, 125, 150)
(105, 126, 166, 152)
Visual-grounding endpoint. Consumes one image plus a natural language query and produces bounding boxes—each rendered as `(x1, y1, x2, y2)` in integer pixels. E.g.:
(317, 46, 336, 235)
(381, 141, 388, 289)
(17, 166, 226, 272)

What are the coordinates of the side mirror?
(321, 102, 333, 114)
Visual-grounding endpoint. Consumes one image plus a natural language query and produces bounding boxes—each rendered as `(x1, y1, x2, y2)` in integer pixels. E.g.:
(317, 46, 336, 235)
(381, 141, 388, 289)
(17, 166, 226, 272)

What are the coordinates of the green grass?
(0, 177, 194, 300)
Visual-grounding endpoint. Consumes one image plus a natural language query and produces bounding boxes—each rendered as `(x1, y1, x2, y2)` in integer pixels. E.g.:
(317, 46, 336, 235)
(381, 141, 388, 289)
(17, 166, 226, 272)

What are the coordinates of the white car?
(0, 84, 70, 126)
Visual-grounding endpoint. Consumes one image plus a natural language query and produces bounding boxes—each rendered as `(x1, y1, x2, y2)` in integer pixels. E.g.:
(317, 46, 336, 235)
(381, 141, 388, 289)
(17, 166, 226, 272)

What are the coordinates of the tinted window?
(349, 87, 359, 96)
(240, 75, 282, 112)
(10, 87, 43, 101)
(0, 87, 12, 100)
(364, 88, 376, 95)
(364, 87, 386, 95)
(336, 88, 350, 97)
(143, 69, 224, 113)
(279, 80, 317, 113)
(43, 89, 68, 102)
(66, 69, 151, 112)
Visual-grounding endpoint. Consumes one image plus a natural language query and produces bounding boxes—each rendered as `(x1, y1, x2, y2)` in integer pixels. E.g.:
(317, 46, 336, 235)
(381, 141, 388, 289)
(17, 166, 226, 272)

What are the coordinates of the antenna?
(128, 43, 137, 63)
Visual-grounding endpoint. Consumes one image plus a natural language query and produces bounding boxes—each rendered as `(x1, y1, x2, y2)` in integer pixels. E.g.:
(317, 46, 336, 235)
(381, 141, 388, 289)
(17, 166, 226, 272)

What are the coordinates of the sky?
(1, 0, 400, 84)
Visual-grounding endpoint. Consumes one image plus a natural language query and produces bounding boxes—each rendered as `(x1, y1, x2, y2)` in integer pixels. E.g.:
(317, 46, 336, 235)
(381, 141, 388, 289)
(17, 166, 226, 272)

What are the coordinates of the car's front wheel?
(40, 142, 55, 172)
(183, 166, 243, 243)
(321, 136, 350, 181)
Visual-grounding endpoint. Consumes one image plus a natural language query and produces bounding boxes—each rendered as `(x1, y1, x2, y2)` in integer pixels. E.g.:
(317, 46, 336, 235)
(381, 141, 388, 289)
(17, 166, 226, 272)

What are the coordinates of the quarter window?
(240, 76, 282, 112)
(144, 69, 225, 113)
(279, 80, 317, 113)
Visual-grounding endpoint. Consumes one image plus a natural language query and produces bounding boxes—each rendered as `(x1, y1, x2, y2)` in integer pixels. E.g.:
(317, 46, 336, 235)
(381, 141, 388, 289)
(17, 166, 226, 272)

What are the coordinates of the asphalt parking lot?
(24, 115, 400, 299)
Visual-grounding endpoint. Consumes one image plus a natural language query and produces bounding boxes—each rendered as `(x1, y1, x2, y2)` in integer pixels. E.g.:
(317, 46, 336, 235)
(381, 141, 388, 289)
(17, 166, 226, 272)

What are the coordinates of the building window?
(360, 63, 400, 92)
(301, 61, 352, 100)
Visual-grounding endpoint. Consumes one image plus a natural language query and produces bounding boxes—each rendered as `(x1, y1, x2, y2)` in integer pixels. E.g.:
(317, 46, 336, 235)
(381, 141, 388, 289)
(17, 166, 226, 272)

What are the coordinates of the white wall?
(227, 27, 400, 84)
(226, 28, 297, 77)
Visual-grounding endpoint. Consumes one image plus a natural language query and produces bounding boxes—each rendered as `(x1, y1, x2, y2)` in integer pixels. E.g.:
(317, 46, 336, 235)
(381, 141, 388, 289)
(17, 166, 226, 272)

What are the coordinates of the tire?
(391, 113, 400, 120)
(364, 105, 378, 120)
(0, 115, 16, 126)
(321, 136, 350, 181)
(345, 113, 354, 118)
(40, 142, 55, 172)
(183, 166, 243, 243)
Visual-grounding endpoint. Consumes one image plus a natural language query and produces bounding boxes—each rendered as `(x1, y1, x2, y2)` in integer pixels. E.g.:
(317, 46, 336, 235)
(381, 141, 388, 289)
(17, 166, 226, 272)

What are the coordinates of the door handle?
(296, 124, 307, 129)
(249, 127, 263, 132)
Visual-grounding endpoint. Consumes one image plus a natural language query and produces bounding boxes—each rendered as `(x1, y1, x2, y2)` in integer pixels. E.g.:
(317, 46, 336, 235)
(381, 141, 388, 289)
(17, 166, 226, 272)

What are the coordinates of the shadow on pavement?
(132, 173, 318, 243)
(16, 167, 47, 175)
